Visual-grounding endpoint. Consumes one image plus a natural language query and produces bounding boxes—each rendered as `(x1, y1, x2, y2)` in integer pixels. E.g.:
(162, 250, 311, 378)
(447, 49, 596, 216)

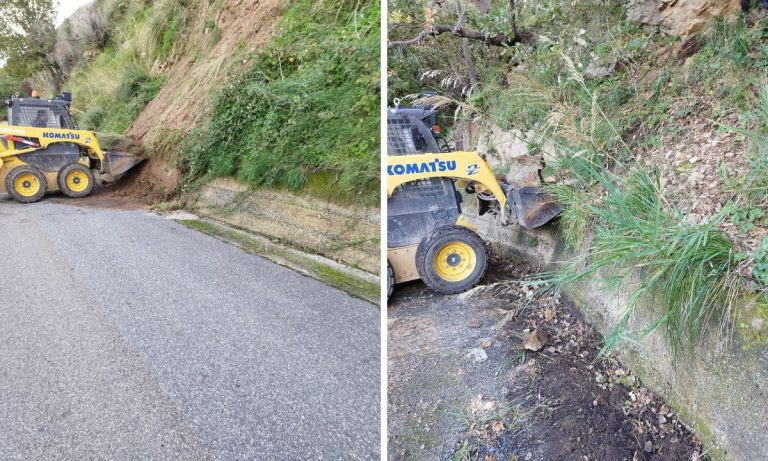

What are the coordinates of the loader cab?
(6, 95, 76, 130)
(387, 110, 462, 248)
(392, 105, 451, 152)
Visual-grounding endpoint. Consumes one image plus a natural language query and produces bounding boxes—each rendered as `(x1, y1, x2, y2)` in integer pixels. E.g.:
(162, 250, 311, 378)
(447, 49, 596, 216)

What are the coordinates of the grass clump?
(74, 59, 166, 133)
(551, 165, 742, 356)
(182, 0, 380, 204)
(159, 13, 182, 60)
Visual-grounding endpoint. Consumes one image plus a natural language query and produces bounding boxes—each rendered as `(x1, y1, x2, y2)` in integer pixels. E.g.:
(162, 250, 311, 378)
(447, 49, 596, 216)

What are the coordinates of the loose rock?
(467, 347, 488, 363)
(644, 440, 654, 453)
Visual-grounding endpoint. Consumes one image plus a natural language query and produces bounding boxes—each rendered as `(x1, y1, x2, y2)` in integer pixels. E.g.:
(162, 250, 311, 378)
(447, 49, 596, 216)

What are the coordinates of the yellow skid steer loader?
(0, 93, 144, 203)
(387, 108, 561, 296)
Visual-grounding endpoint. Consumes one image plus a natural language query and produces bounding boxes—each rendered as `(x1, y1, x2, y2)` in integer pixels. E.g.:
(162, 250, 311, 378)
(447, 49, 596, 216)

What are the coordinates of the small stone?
(584, 59, 616, 79)
(480, 338, 492, 349)
(467, 320, 481, 328)
(467, 348, 488, 363)
(725, 152, 735, 158)
(593, 394, 607, 406)
(522, 329, 548, 351)
(658, 415, 667, 424)
(644, 441, 653, 453)
(689, 156, 700, 164)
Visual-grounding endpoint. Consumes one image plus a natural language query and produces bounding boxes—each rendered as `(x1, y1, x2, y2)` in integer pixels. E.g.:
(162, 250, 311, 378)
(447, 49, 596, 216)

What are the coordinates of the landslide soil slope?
(124, 0, 284, 198)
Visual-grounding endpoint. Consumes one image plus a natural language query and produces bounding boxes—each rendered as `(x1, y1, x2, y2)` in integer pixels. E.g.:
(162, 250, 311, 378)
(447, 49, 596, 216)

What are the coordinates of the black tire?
(415, 225, 488, 294)
(58, 163, 95, 198)
(387, 261, 395, 299)
(5, 166, 46, 203)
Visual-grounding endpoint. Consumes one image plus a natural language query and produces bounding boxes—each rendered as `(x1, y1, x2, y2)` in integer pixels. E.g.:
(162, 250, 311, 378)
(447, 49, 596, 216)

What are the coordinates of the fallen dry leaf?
(491, 419, 504, 434)
(480, 338, 492, 349)
(522, 329, 547, 351)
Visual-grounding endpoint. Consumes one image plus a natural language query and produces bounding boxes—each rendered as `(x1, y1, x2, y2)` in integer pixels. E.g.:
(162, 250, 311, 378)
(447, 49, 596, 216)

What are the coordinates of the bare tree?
(388, 0, 524, 48)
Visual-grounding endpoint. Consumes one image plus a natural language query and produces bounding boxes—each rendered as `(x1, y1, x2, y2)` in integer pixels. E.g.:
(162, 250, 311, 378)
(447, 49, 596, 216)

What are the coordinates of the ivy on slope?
(184, 0, 380, 204)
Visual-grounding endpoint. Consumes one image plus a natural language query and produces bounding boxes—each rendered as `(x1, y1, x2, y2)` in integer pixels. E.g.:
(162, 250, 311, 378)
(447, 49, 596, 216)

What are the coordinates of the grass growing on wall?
(182, 0, 380, 204)
(550, 165, 742, 356)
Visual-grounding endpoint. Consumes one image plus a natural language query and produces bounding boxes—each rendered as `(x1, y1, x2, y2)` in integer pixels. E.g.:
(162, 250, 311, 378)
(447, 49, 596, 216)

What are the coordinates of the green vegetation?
(0, 0, 60, 93)
(183, 0, 380, 203)
(59, 0, 192, 133)
(159, 13, 182, 59)
(389, 1, 768, 352)
(74, 59, 166, 133)
(178, 218, 379, 303)
(550, 165, 741, 356)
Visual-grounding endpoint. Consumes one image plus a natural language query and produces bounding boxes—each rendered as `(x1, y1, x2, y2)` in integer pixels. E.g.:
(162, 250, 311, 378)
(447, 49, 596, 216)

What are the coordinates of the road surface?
(0, 196, 380, 460)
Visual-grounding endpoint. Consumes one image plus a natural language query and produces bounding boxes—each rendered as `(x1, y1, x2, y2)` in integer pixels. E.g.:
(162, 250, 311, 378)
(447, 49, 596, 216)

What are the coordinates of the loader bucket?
(105, 151, 145, 177)
(509, 186, 561, 229)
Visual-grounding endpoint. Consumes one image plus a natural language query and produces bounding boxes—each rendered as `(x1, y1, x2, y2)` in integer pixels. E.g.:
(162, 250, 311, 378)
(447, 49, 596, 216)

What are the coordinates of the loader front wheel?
(415, 225, 487, 294)
(6, 166, 46, 203)
(58, 163, 94, 198)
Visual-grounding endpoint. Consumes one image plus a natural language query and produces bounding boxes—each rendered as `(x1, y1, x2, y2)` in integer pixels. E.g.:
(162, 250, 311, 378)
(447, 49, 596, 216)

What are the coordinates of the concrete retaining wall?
(188, 178, 380, 274)
(476, 212, 768, 460)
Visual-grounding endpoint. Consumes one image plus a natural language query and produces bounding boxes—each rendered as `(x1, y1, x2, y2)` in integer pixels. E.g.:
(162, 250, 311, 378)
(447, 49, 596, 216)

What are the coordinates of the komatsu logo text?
(42, 132, 80, 140)
(387, 159, 457, 176)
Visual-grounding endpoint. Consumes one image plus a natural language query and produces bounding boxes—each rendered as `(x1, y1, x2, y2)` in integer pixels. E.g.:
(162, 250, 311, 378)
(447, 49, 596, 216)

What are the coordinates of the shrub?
(182, 0, 380, 204)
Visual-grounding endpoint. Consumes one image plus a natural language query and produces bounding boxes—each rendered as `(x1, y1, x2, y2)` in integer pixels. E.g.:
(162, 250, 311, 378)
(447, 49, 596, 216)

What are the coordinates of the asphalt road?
(0, 196, 380, 460)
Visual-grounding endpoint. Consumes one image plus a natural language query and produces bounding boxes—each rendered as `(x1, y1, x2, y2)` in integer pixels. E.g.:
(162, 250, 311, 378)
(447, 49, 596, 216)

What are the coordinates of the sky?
(56, 0, 94, 26)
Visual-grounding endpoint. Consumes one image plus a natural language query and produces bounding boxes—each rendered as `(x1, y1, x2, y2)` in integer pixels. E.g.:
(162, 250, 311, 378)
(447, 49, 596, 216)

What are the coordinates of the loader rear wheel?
(58, 163, 94, 198)
(415, 225, 487, 294)
(6, 166, 46, 203)
(387, 261, 394, 299)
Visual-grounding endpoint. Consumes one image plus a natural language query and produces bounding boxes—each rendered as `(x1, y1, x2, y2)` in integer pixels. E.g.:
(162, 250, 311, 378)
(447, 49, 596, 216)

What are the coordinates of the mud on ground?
(388, 255, 705, 461)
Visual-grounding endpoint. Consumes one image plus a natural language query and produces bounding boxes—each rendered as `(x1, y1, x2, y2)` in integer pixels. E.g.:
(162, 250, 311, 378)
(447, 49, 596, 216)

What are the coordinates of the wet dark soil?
(388, 255, 705, 461)
(49, 185, 147, 210)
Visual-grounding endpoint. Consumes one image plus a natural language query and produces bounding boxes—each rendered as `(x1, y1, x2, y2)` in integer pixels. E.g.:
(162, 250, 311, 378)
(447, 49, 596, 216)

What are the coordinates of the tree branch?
(388, 24, 521, 48)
